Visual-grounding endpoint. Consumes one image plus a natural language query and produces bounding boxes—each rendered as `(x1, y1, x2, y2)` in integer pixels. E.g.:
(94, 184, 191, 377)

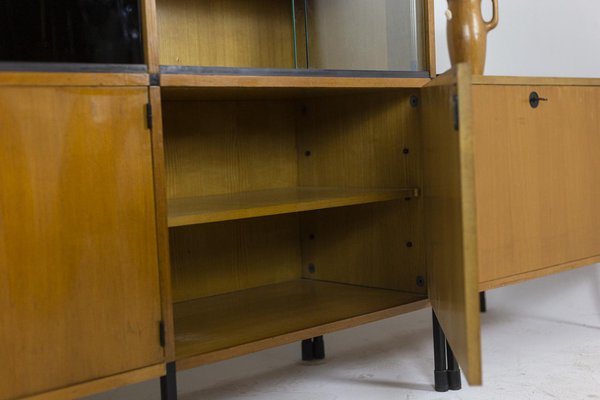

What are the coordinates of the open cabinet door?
(420, 64, 482, 385)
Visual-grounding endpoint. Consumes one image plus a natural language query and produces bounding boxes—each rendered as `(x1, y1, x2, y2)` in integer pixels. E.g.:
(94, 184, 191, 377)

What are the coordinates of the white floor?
(89, 264, 600, 400)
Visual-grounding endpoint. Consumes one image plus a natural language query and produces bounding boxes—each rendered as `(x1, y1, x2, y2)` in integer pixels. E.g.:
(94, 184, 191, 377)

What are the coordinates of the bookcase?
(2, 1, 600, 399)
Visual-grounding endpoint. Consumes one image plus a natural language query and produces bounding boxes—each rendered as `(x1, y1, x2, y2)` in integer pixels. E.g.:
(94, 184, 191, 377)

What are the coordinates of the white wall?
(434, 0, 600, 77)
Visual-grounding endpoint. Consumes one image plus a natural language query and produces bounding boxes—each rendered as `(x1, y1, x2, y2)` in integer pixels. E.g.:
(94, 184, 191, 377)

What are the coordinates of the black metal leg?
(160, 362, 178, 400)
(432, 311, 449, 392)
(480, 291, 487, 313)
(313, 336, 325, 360)
(446, 342, 462, 391)
(301, 339, 314, 361)
(302, 336, 325, 361)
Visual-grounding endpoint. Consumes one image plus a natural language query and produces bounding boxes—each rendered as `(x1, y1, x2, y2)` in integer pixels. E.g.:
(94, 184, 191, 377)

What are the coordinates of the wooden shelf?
(160, 68, 429, 100)
(174, 280, 428, 370)
(168, 187, 418, 227)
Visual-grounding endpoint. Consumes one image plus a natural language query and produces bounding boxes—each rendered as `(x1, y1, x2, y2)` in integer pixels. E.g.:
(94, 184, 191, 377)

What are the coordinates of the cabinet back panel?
(300, 201, 426, 294)
(163, 100, 298, 199)
(473, 85, 600, 284)
(297, 92, 425, 293)
(170, 215, 302, 302)
(0, 87, 163, 399)
(296, 92, 420, 188)
(156, 0, 295, 68)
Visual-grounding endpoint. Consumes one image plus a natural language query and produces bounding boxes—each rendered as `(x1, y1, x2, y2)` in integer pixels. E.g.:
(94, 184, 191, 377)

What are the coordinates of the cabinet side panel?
(156, 0, 295, 68)
(0, 87, 164, 399)
(473, 85, 600, 285)
(297, 92, 426, 294)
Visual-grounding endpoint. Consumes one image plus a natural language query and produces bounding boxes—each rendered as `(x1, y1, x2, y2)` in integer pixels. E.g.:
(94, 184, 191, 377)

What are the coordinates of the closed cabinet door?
(420, 64, 482, 386)
(0, 86, 163, 399)
(472, 81, 600, 287)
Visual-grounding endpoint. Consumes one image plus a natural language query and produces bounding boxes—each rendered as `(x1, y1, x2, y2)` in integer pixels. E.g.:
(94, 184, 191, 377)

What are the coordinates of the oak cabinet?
(1, 1, 599, 399)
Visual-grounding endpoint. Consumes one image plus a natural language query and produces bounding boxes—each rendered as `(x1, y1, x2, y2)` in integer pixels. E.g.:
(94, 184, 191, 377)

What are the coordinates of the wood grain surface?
(168, 187, 417, 226)
(0, 87, 163, 399)
(473, 84, 600, 285)
(173, 280, 427, 369)
(156, 0, 295, 68)
(420, 65, 482, 385)
(0, 72, 148, 87)
(297, 91, 426, 294)
(169, 214, 302, 302)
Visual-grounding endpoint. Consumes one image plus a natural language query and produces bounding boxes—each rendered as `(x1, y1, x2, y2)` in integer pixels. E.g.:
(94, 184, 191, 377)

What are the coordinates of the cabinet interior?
(162, 90, 428, 365)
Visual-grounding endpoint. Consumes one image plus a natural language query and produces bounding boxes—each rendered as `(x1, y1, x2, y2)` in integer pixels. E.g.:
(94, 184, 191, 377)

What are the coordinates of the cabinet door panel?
(473, 84, 600, 285)
(0, 87, 163, 399)
(420, 65, 481, 385)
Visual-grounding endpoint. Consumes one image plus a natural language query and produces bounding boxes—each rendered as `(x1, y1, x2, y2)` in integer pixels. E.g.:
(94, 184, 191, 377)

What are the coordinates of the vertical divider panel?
(141, 0, 161, 73)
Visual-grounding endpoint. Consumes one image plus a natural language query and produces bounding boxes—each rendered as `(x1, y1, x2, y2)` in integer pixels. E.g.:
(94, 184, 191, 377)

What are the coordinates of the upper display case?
(0, 0, 144, 66)
(156, 0, 431, 76)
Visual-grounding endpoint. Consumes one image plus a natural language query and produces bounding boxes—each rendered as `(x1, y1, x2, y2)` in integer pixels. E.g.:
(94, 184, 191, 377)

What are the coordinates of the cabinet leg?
(301, 339, 314, 361)
(160, 362, 178, 400)
(432, 311, 449, 392)
(446, 342, 462, 391)
(313, 336, 325, 360)
(301, 336, 325, 361)
(480, 291, 487, 313)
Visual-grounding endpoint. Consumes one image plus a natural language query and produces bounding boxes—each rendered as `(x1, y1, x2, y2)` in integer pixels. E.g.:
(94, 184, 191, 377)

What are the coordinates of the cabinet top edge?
(472, 75, 600, 87)
(161, 74, 430, 90)
(0, 72, 150, 87)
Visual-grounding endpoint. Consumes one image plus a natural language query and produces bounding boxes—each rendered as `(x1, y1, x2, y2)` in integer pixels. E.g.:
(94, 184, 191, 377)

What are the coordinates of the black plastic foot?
(313, 336, 325, 360)
(446, 332, 462, 390)
(160, 362, 178, 400)
(447, 369, 462, 391)
(480, 291, 487, 313)
(434, 370, 449, 392)
(301, 339, 314, 361)
(302, 336, 325, 361)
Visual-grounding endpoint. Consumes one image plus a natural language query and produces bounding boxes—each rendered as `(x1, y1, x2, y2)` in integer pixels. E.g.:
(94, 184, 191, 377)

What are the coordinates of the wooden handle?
(484, 0, 499, 32)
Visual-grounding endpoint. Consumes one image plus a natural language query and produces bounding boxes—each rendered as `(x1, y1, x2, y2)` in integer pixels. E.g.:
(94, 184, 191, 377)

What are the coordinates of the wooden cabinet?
(0, 86, 165, 400)
(471, 79, 600, 289)
(1, 1, 599, 399)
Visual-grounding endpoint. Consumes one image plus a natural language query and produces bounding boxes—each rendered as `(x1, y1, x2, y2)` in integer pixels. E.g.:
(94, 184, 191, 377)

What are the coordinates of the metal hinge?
(452, 95, 459, 131)
(146, 103, 153, 130)
(159, 320, 166, 347)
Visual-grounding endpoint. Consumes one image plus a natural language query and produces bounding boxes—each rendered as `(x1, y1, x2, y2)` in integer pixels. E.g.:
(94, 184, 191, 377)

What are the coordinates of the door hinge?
(159, 320, 166, 347)
(452, 95, 459, 131)
(146, 103, 153, 130)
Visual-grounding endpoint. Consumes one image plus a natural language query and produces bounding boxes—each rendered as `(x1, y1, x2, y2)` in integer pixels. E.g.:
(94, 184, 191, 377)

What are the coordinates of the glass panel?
(0, 0, 143, 64)
(303, 0, 424, 71)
